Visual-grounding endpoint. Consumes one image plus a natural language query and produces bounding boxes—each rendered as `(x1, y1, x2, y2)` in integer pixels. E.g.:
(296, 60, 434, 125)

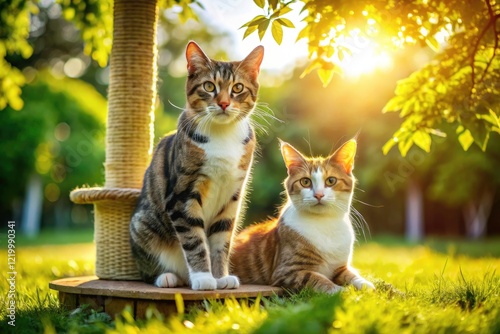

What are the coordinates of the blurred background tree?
(0, 72, 106, 236)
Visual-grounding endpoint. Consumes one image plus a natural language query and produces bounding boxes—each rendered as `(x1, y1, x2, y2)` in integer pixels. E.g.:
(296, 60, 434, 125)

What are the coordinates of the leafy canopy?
(244, 0, 500, 155)
(0, 0, 199, 111)
(2, 0, 499, 156)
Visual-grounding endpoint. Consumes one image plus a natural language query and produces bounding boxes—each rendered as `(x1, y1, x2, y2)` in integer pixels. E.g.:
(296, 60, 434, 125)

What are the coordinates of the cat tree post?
(69, 0, 159, 280)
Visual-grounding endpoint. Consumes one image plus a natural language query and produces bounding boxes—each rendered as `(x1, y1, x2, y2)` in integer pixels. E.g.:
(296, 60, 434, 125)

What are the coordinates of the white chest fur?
(196, 120, 251, 222)
(282, 205, 354, 273)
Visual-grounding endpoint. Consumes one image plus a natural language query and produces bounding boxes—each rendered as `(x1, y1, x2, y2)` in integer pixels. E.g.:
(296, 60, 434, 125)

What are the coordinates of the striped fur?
(231, 139, 375, 293)
(130, 41, 264, 290)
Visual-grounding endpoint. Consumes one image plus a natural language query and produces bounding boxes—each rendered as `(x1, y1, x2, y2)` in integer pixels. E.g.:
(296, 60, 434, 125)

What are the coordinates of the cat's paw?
(190, 272, 217, 290)
(351, 277, 376, 291)
(155, 273, 182, 288)
(216, 275, 240, 289)
(326, 284, 344, 294)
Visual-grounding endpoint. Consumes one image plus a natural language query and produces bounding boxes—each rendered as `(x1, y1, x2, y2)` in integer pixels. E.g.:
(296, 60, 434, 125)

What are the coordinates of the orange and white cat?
(231, 138, 375, 293)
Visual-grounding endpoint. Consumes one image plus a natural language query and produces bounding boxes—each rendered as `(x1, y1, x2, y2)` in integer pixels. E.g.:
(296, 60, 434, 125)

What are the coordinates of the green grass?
(1, 238, 499, 333)
(0, 228, 94, 248)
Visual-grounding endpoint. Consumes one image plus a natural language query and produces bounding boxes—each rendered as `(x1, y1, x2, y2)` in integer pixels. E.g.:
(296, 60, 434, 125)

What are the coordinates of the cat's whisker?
(352, 197, 383, 208)
(167, 100, 185, 111)
(253, 106, 283, 124)
(254, 102, 277, 116)
(198, 114, 213, 137)
(352, 207, 371, 241)
(178, 113, 201, 137)
(248, 118, 269, 135)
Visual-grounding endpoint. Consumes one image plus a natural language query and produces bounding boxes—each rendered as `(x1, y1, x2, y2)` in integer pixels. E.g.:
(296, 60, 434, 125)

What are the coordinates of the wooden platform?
(50, 276, 282, 318)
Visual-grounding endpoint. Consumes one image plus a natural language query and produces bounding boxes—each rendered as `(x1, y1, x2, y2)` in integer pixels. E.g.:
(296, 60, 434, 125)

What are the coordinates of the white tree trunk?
(21, 174, 43, 237)
(405, 179, 424, 241)
(463, 190, 495, 239)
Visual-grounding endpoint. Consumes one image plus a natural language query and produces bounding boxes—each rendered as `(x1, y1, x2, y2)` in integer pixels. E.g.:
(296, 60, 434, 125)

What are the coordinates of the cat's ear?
(280, 139, 307, 172)
(239, 46, 264, 80)
(330, 138, 357, 174)
(186, 41, 211, 75)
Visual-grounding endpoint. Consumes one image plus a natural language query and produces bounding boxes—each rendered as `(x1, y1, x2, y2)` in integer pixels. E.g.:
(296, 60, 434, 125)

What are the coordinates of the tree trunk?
(105, 0, 158, 189)
(21, 174, 43, 237)
(405, 179, 424, 241)
(54, 198, 70, 229)
(463, 190, 495, 239)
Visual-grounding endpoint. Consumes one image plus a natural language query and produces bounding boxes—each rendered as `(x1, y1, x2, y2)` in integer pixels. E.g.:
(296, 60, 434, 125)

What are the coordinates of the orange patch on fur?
(197, 179, 211, 199)
(238, 141, 255, 170)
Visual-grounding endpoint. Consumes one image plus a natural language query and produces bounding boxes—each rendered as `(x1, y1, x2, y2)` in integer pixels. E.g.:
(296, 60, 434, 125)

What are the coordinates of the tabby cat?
(130, 41, 264, 290)
(231, 139, 375, 293)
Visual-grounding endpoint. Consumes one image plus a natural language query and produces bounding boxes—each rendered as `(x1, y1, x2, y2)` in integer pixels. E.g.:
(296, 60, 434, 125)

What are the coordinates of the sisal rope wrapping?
(70, 0, 159, 280)
(94, 200, 141, 280)
(105, 0, 158, 189)
(70, 187, 141, 204)
(70, 187, 142, 279)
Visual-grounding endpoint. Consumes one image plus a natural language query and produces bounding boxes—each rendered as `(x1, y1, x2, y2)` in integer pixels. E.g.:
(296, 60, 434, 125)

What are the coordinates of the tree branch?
(479, 25, 499, 84)
(470, 0, 500, 97)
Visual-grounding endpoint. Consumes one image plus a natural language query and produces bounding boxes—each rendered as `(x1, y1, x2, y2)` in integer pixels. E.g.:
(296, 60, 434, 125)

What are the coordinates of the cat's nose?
(219, 101, 230, 111)
(314, 192, 324, 201)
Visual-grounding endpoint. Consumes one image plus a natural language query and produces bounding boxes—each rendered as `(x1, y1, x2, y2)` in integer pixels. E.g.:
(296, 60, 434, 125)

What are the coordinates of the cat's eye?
(232, 83, 244, 94)
(203, 81, 216, 92)
(299, 178, 312, 188)
(326, 177, 337, 186)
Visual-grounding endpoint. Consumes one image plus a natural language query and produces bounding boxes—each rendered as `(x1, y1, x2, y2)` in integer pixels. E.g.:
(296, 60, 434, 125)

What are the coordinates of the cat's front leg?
(332, 265, 375, 291)
(208, 218, 240, 289)
(169, 208, 216, 291)
(208, 199, 241, 289)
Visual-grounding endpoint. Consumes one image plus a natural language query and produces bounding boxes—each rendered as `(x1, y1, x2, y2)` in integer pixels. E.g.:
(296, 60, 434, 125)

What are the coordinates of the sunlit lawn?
(1, 234, 499, 333)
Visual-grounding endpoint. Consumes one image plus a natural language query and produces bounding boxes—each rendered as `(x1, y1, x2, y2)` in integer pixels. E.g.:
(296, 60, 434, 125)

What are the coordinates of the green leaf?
(382, 138, 397, 155)
(296, 25, 310, 42)
(271, 20, 284, 45)
(243, 25, 259, 39)
(463, 118, 490, 151)
(317, 67, 334, 87)
(400, 99, 415, 117)
(413, 130, 431, 152)
(398, 138, 414, 157)
(240, 20, 252, 28)
(269, 0, 278, 10)
(240, 15, 267, 28)
(478, 109, 500, 128)
(425, 36, 440, 52)
(427, 128, 447, 137)
(338, 49, 345, 61)
(324, 46, 334, 58)
(273, 6, 292, 17)
(457, 127, 474, 151)
(382, 96, 405, 113)
(276, 18, 295, 28)
(254, 0, 266, 9)
(257, 19, 270, 40)
(300, 60, 321, 78)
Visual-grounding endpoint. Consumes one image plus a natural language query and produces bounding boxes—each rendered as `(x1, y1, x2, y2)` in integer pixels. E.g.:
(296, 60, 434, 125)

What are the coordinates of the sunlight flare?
(338, 47, 393, 78)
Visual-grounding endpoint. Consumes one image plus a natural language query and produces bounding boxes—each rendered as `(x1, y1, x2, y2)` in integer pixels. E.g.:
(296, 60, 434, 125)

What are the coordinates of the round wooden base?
(49, 276, 282, 319)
